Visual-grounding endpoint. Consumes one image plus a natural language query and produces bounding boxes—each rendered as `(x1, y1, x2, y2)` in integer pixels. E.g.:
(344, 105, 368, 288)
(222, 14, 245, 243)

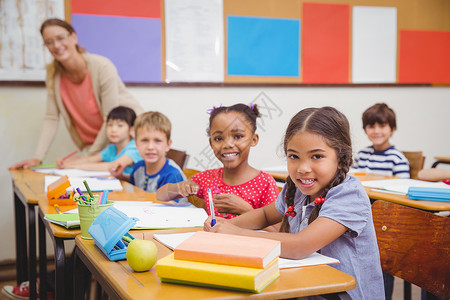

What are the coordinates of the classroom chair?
(182, 168, 205, 209)
(167, 149, 188, 169)
(372, 200, 450, 300)
(402, 151, 425, 179)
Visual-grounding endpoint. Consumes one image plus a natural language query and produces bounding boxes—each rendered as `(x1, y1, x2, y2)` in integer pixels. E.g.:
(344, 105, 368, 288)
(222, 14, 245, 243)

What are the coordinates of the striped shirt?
(354, 145, 410, 178)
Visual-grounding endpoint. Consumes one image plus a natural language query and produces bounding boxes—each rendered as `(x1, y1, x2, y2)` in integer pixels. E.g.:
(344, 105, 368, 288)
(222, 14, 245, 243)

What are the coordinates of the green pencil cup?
(77, 200, 114, 239)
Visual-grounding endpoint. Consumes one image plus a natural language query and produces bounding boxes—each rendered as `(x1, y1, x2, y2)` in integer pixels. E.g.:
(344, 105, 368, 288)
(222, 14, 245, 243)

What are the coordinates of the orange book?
(174, 231, 280, 269)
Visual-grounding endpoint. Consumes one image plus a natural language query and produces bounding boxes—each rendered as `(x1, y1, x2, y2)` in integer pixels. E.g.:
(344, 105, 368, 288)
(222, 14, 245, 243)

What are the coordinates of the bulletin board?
(1, 0, 449, 85)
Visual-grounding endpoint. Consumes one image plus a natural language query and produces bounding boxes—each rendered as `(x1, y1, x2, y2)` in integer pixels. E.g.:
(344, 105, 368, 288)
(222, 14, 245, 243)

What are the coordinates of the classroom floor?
(0, 277, 421, 300)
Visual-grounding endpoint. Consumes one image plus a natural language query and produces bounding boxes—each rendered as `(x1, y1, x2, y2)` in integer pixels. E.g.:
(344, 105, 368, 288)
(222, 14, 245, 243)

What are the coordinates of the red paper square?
(302, 2, 350, 83)
(399, 30, 450, 83)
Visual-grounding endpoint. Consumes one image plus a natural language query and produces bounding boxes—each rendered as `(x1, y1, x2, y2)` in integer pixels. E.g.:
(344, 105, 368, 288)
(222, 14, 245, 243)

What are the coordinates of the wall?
(1, 85, 449, 261)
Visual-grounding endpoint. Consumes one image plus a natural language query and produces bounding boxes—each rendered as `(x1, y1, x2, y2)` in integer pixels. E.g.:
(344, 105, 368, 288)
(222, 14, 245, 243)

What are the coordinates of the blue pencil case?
(408, 187, 450, 202)
(88, 207, 139, 261)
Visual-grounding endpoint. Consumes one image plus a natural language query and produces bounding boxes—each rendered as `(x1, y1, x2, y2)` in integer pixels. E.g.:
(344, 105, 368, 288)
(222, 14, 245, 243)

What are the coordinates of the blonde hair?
(134, 111, 172, 140)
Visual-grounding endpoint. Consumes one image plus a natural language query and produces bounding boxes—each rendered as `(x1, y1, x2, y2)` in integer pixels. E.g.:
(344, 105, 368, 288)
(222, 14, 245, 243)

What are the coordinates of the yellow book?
(156, 253, 279, 293)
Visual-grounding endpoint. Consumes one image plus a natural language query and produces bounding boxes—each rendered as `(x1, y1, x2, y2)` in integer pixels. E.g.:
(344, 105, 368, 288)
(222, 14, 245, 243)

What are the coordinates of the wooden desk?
(364, 188, 450, 211)
(356, 173, 450, 211)
(9, 169, 158, 300)
(74, 230, 356, 300)
(431, 156, 450, 168)
(10, 169, 44, 299)
(38, 179, 157, 300)
(267, 171, 288, 183)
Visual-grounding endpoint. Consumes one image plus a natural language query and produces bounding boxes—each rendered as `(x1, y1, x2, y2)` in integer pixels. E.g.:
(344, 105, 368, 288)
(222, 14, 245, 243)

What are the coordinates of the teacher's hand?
(9, 158, 41, 170)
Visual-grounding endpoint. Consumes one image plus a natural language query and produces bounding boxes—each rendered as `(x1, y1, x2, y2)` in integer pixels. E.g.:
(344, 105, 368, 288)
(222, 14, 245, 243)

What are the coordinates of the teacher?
(10, 18, 143, 169)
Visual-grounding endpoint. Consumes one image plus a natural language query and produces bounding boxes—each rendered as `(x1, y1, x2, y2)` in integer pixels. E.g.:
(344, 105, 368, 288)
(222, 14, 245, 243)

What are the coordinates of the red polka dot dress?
(191, 168, 279, 219)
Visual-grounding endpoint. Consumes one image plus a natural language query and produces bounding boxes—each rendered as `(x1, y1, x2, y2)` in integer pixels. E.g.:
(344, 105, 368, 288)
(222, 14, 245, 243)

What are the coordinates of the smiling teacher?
(10, 18, 143, 169)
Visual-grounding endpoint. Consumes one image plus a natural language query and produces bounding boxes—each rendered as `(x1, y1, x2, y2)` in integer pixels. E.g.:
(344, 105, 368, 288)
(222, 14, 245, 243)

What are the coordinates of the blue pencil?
(100, 190, 109, 205)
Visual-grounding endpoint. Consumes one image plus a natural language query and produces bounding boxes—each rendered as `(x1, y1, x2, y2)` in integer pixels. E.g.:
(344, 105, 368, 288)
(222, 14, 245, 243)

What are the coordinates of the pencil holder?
(77, 200, 114, 239)
(47, 175, 74, 206)
(88, 207, 138, 261)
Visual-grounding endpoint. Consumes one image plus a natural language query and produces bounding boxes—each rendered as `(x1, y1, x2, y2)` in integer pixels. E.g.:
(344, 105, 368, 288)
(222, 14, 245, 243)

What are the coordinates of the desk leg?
(13, 191, 28, 284)
(54, 238, 67, 300)
(38, 213, 48, 300)
(74, 247, 91, 300)
(27, 202, 37, 300)
(74, 247, 121, 300)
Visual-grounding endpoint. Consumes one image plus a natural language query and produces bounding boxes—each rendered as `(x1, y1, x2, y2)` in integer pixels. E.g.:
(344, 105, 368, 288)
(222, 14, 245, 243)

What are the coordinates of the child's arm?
(58, 153, 101, 169)
(109, 163, 130, 181)
(206, 203, 347, 260)
(418, 168, 450, 182)
(213, 194, 253, 215)
(156, 180, 199, 201)
(63, 154, 134, 172)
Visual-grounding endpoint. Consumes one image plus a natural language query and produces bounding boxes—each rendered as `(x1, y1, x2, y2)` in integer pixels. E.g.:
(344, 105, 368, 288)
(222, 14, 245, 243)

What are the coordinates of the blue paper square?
(227, 16, 300, 77)
(71, 14, 161, 83)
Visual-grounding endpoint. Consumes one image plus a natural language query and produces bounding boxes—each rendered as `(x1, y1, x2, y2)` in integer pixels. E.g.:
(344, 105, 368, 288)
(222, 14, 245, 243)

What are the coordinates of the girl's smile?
(286, 131, 339, 200)
(209, 112, 258, 170)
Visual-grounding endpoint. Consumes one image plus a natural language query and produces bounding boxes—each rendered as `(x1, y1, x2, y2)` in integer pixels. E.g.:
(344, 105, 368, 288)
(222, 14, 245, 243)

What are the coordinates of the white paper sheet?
(113, 201, 208, 228)
(153, 232, 340, 269)
(164, 0, 224, 82)
(352, 6, 397, 83)
(361, 179, 450, 195)
(44, 176, 123, 192)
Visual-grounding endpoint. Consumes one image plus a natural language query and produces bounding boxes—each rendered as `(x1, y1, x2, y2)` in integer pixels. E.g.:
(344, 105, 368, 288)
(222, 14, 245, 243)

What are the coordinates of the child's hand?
(177, 180, 200, 197)
(109, 163, 124, 178)
(56, 155, 78, 169)
(208, 219, 241, 235)
(214, 194, 253, 215)
(203, 216, 225, 232)
(56, 158, 66, 169)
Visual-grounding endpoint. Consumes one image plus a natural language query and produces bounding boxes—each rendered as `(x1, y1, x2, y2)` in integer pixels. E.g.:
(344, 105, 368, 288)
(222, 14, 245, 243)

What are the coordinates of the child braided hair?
(279, 107, 353, 233)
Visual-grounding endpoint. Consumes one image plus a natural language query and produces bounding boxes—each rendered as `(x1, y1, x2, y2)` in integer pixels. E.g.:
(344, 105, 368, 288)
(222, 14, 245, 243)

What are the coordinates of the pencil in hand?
(62, 150, 79, 161)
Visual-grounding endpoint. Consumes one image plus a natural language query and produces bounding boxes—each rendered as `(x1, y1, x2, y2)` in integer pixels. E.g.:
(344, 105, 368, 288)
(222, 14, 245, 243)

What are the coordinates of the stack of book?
(155, 231, 281, 293)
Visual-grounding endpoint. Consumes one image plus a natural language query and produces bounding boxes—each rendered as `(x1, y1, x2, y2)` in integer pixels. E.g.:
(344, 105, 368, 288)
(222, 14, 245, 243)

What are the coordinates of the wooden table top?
(434, 156, 450, 163)
(75, 230, 356, 300)
(10, 169, 46, 205)
(357, 173, 450, 211)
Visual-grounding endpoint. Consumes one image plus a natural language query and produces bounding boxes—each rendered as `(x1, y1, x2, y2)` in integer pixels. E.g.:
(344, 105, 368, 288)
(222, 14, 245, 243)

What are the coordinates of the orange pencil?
(62, 150, 78, 161)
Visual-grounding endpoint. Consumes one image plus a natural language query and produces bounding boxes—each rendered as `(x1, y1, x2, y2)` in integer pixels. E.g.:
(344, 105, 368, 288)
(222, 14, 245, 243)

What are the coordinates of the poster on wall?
(165, 0, 224, 83)
(0, 0, 64, 81)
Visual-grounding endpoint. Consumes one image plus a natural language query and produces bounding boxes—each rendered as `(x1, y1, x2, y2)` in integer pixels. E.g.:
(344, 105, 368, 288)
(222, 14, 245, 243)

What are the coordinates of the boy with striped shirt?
(354, 103, 410, 179)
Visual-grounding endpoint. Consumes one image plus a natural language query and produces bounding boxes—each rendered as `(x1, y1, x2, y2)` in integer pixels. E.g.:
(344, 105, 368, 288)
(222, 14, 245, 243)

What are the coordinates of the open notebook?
(153, 232, 339, 269)
(361, 178, 450, 195)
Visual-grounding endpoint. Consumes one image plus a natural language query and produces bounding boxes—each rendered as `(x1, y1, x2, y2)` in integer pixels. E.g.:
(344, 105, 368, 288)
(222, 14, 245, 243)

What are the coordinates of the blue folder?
(408, 187, 450, 202)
